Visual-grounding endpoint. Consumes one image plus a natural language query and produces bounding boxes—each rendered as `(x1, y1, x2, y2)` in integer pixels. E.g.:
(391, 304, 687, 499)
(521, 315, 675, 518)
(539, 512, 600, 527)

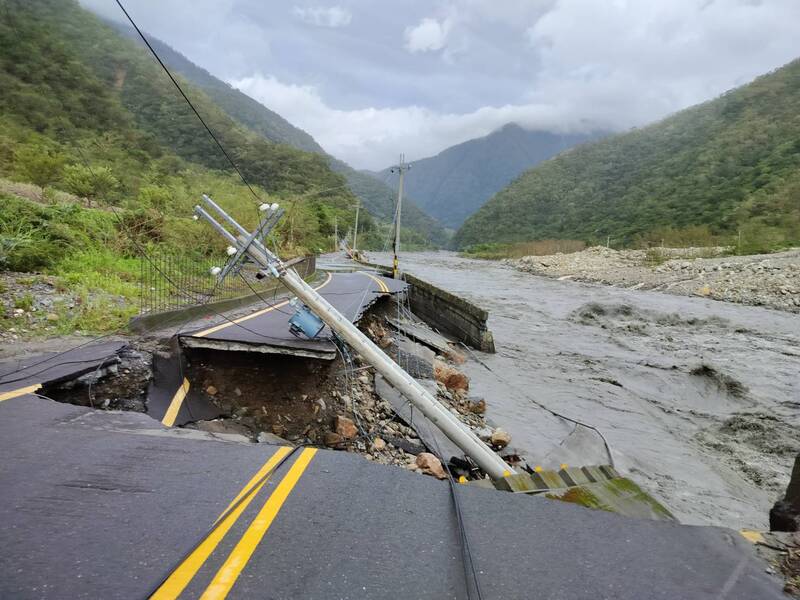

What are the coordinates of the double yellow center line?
(361, 271, 390, 294)
(152, 447, 317, 600)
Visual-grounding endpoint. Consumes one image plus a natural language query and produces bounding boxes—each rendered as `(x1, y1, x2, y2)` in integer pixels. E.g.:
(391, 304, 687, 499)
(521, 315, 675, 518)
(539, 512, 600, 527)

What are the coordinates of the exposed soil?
(175, 299, 494, 477)
(42, 345, 154, 412)
(27, 294, 490, 480)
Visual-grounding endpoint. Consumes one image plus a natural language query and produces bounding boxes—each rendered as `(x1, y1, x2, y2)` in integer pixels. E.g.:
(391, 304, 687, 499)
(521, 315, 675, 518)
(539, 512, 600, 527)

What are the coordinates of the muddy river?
(364, 251, 799, 529)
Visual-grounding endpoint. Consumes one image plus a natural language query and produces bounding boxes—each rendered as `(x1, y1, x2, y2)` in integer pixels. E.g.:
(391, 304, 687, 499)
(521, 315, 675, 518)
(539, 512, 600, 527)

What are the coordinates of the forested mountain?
(455, 60, 800, 251)
(374, 124, 593, 229)
(0, 0, 371, 255)
(113, 23, 448, 247)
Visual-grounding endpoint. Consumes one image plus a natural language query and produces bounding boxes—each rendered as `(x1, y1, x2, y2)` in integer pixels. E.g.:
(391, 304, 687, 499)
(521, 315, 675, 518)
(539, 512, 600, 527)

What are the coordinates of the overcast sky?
(82, 0, 799, 170)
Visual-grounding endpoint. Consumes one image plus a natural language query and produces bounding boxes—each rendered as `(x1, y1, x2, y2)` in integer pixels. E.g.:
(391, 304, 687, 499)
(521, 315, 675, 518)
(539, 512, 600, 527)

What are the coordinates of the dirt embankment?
(508, 247, 800, 312)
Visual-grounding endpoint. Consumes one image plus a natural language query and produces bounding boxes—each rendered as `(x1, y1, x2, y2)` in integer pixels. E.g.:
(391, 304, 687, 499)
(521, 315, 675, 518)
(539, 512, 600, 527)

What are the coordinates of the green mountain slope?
(374, 124, 594, 229)
(327, 158, 450, 247)
(112, 27, 326, 155)
(0, 0, 364, 254)
(112, 24, 448, 247)
(454, 60, 800, 251)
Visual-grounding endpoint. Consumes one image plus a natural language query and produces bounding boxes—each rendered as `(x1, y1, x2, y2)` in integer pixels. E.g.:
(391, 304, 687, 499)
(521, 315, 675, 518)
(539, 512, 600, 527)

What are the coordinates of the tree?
(62, 164, 119, 207)
(14, 144, 65, 200)
(137, 184, 172, 211)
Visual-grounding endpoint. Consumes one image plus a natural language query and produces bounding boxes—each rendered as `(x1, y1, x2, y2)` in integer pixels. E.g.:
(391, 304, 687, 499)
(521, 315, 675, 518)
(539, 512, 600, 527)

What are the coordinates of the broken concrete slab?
(386, 317, 453, 354)
(0, 340, 128, 400)
(386, 334, 436, 379)
(374, 373, 464, 465)
(146, 339, 222, 427)
(181, 337, 336, 360)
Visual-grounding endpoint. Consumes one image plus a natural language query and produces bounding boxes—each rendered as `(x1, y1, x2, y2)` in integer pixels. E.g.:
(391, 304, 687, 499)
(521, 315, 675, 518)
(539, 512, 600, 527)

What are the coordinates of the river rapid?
(367, 251, 799, 529)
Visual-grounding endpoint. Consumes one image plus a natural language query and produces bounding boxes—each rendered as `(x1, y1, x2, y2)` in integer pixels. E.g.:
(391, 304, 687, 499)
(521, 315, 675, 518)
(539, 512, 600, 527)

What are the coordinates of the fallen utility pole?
(195, 195, 514, 480)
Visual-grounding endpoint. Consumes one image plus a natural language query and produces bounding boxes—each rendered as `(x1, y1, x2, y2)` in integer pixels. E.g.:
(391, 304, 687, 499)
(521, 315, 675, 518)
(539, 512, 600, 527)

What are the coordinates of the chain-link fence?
(138, 250, 314, 314)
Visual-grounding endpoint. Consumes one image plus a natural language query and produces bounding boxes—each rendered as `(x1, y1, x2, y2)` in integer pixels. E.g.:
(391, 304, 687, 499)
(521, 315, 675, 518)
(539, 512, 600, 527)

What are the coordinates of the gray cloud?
(292, 6, 352, 28)
(404, 16, 452, 53)
(81, 0, 800, 170)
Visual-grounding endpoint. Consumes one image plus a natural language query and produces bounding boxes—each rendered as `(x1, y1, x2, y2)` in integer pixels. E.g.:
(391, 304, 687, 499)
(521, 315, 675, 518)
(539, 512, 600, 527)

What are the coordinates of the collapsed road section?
(0, 236, 790, 596)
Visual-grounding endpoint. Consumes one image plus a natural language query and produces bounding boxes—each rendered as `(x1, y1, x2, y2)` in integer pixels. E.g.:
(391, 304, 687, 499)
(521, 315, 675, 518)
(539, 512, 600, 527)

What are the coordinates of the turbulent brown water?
(359, 251, 800, 529)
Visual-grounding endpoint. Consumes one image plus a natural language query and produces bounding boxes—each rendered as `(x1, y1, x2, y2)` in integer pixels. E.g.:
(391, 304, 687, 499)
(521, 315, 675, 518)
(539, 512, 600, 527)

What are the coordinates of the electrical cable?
(5, 0, 364, 383)
(457, 341, 616, 468)
(114, 0, 262, 204)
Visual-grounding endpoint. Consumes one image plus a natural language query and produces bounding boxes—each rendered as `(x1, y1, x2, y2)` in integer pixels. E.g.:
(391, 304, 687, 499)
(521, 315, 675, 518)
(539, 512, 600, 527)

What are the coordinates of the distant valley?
(372, 124, 596, 229)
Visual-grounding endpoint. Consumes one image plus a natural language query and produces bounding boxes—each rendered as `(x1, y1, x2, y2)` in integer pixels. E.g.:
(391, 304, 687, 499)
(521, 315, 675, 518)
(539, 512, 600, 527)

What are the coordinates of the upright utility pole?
(352, 200, 360, 253)
(390, 154, 410, 279)
(333, 216, 338, 251)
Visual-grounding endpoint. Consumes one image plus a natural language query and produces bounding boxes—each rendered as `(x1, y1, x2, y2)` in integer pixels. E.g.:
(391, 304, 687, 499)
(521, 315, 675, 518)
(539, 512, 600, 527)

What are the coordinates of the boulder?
(205, 385, 218, 396)
(467, 396, 486, 414)
(434, 360, 469, 392)
(372, 437, 387, 451)
(490, 428, 512, 449)
(324, 431, 343, 447)
(335, 415, 358, 440)
(416, 452, 447, 479)
(770, 454, 800, 532)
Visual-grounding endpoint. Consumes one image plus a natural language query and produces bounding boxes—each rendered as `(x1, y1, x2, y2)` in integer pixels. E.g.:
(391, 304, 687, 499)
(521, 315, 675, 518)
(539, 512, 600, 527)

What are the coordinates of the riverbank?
(506, 246, 800, 313)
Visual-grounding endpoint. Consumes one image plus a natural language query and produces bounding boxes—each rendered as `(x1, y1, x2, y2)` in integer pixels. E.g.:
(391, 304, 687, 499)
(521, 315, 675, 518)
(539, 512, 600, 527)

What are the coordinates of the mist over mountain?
(454, 59, 800, 251)
(373, 124, 595, 229)
(112, 23, 448, 247)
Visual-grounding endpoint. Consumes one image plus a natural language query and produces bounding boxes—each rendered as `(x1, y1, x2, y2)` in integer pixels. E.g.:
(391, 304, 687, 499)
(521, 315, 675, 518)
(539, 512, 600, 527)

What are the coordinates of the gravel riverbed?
(508, 246, 800, 313)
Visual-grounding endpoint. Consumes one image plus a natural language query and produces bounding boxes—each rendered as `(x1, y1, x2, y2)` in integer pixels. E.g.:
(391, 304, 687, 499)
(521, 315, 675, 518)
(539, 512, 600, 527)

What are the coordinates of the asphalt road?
(0, 394, 784, 599)
(0, 340, 128, 401)
(180, 271, 406, 360)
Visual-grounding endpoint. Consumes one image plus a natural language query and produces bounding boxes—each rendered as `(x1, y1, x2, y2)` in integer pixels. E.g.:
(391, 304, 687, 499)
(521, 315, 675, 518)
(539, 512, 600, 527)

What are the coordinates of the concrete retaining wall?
(129, 255, 315, 334)
(358, 261, 495, 353)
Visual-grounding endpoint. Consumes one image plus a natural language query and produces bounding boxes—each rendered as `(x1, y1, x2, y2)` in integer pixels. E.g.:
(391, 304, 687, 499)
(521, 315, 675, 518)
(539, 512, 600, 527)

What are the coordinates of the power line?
(113, 0, 262, 204)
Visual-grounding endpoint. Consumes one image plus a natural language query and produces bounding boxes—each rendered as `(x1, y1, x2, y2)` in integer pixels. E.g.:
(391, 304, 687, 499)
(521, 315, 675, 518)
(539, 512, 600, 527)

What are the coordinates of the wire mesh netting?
(138, 251, 308, 314)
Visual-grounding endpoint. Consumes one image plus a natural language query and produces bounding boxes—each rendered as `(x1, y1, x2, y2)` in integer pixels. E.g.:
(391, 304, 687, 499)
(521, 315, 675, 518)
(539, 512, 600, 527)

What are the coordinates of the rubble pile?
(188, 312, 510, 480)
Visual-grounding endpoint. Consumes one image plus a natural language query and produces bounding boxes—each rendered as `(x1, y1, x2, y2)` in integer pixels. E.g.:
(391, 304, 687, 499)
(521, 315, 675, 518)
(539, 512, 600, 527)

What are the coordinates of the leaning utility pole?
(390, 154, 410, 279)
(352, 200, 360, 253)
(195, 194, 514, 480)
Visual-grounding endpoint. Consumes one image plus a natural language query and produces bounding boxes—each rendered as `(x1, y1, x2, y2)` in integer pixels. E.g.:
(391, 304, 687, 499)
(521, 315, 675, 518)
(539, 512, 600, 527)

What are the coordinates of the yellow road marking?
(200, 448, 317, 600)
(150, 446, 293, 600)
(739, 529, 766, 544)
(0, 383, 42, 402)
(161, 378, 190, 427)
(194, 273, 333, 338)
(362, 271, 389, 294)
